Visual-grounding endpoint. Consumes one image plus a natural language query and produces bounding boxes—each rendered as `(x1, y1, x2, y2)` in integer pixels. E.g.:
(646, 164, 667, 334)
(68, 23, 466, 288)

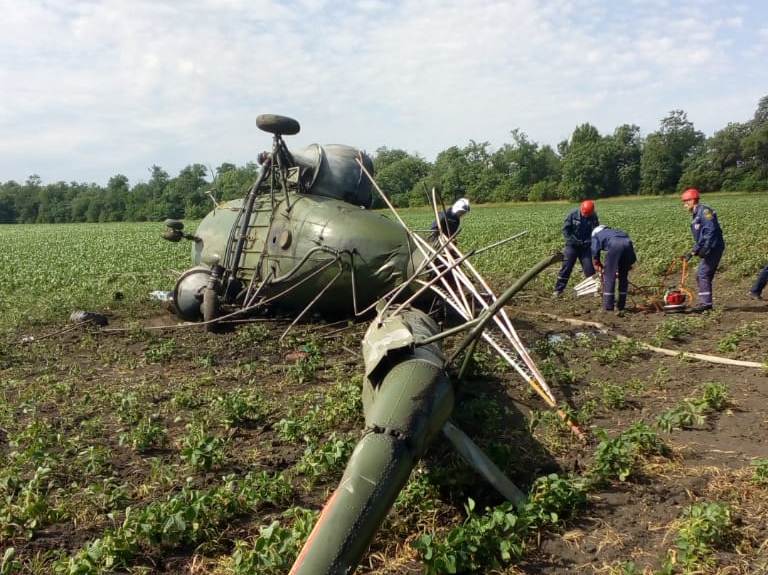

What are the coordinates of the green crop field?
(407, 192, 767, 285)
(0, 223, 190, 333)
(2, 193, 766, 333)
(2, 194, 768, 575)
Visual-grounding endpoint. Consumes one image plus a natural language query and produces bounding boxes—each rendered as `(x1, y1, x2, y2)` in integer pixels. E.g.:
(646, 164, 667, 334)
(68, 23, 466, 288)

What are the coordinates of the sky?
(1, 0, 767, 186)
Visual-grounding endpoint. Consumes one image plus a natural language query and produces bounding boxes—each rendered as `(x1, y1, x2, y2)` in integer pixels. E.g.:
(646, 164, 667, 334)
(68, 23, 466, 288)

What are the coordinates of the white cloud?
(0, 0, 766, 184)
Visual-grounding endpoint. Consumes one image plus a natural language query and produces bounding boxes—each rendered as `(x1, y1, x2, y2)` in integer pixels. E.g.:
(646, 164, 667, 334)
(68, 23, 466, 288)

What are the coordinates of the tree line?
(1, 96, 766, 224)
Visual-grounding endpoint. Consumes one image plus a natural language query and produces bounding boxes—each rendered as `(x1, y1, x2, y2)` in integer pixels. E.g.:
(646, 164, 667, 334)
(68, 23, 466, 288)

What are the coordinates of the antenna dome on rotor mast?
(256, 114, 301, 135)
(254, 113, 375, 209)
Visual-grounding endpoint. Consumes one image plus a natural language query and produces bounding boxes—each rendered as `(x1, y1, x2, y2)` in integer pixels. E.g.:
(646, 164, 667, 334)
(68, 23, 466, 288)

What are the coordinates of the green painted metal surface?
(290, 307, 453, 575)
(187, 192, 417, 316)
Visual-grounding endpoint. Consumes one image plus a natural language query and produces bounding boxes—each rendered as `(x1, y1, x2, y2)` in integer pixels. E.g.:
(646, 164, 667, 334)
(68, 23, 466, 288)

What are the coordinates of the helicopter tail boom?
(290, 309, 453, 575)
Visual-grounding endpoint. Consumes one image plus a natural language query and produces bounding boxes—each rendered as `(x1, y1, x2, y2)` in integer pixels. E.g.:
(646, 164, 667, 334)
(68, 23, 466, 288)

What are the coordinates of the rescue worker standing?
(553, 200, 599, 296)
(591, 225, 637, 313)
(430, 198, 470, 242)
(681, 188, 725, 312)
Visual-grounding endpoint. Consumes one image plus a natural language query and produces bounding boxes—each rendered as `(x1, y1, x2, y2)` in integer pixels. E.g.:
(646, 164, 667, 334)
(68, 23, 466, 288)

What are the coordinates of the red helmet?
(681, 188, 700, 202)
(579, 200, 595, 217)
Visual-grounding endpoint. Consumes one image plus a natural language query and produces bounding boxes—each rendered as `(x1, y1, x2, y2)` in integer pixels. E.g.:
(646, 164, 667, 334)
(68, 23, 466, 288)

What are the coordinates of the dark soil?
(503, 283, 768, 574)
(2, 281, 767, 574)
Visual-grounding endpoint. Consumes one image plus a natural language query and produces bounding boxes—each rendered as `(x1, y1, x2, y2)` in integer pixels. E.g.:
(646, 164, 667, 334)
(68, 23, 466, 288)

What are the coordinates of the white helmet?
(451, 198, 470, 215)
(591, 225, 607, 237)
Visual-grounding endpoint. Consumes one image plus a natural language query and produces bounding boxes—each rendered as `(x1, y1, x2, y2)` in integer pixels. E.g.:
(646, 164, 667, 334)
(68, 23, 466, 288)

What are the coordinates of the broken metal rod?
(447, 252, 563, 365)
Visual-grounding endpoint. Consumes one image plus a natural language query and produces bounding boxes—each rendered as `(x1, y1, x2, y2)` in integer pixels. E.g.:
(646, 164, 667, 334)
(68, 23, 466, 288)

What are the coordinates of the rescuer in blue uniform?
(430, 198, 470, 242)
(591, 225, 637, 313)
(681, 188, 725, 312)
(749, 264, 768, 301)
(553, 200, 599, 296)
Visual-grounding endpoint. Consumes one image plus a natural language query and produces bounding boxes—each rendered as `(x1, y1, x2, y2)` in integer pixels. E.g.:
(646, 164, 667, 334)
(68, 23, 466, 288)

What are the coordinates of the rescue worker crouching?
(681, 188, 725, 312)
(430, 198, 470, 242)
(553, 200, 599, 297)
(591, 225, 637, 314)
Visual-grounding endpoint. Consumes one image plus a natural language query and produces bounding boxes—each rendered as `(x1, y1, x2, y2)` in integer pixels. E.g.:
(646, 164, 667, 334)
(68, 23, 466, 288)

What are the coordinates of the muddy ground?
(1, 281, 767, 574)
(507, 285, 768, 574)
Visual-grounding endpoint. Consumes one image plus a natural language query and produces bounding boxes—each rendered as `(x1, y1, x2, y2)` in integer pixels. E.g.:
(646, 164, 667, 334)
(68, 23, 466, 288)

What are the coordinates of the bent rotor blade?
(443, 420, 525, 507)
(357, 158, 573, 428)
(407, 231, 558, 406)
(424, 280, 556, 405)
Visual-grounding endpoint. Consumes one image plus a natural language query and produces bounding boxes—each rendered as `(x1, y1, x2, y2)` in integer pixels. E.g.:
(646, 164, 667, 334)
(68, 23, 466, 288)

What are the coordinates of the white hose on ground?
(523, 311, 766, 369)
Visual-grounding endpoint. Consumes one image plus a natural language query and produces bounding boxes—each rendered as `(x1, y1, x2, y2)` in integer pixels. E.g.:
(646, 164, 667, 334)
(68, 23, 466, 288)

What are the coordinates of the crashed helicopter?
(161, 114, 577, 574)
(162, 114, 419, 333)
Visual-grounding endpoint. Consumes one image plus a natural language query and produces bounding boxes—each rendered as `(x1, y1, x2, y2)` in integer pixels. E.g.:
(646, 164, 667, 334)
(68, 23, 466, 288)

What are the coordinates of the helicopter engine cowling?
(291, 144, 374, 209)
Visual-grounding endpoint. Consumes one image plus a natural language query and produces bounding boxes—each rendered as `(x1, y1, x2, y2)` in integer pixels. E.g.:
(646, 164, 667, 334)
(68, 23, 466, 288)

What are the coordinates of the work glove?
(593, 259, 603, 272)
(682, 252, 694, 262)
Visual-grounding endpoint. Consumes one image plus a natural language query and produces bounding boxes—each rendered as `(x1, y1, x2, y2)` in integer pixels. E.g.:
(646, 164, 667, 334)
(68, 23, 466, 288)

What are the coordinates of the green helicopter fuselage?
(190, 193, 419, 316)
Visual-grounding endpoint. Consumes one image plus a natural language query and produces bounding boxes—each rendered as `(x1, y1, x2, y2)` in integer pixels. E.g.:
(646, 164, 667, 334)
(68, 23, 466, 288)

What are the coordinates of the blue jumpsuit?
(750, 265, 768, 297)
(554, 208, 599, 293)
(689, 203, 725, 307)
(591, 228, 637, 311)
(430, 210, 461, 241)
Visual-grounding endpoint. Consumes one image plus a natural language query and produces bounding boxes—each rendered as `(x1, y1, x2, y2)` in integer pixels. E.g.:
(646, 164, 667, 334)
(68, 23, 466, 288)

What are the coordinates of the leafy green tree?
(15, 175, 42, 223)
(125, 182, 151, 221)
(741, 97, 768, 187)
(753, 94, 768, 126)
(413, 141, 498, 206)
(609, 124, 642, 196)
(709, 122, 750, 170)
(0, 182, 19, 223)
(742, 125, 768, 178)
(214, 162, 259, 201)
(560, 124, 615, 200)
(70, 188, 94, 222)
(488, 130, 561, 202)
(217, 162, 237, 175)
(462, 140, 499, 203)
(372, 148, 430, 207)
(177, 164, 210, 218)
(36, 181, 68, 223)
(527, 179, 560, 201)
(145, 165, 171, 220)
(680, 122, 749, 192)
(640, 110, 704, 194)
(103, 174, 129, 221)
(4, 98, 767, 226)
(85, 192, 105, 223)
(411, 146, 468, 208)
(538, 145, 562, 182)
